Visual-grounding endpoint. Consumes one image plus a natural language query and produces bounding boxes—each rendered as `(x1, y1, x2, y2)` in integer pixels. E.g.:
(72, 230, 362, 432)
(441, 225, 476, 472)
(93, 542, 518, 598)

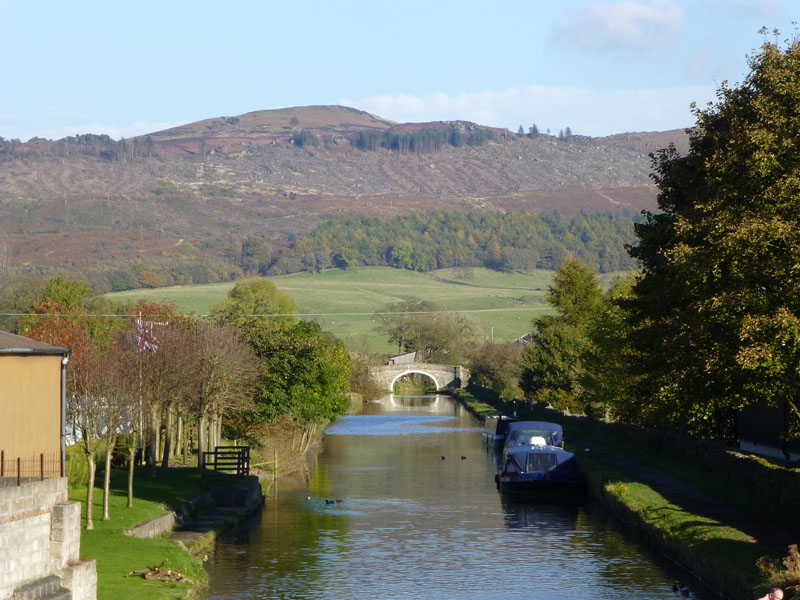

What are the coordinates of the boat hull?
(496, 473, 584, 499)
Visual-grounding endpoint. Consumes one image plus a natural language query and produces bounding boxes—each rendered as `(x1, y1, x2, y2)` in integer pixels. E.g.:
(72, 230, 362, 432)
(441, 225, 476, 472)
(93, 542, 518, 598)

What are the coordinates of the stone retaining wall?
(123, 511, 177, 539)
(0, 477, 96, 600)
(123, 476, 263, 539)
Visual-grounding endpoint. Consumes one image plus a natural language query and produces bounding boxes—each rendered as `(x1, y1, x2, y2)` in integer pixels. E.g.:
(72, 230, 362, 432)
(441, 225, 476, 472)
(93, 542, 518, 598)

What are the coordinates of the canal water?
(204, 395, 712, 599)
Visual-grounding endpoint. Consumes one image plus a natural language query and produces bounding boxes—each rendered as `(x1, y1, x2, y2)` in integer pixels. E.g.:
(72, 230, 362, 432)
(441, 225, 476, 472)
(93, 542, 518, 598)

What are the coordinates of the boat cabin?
(504, 421, 563, 448)
(482, 414, 520, 443)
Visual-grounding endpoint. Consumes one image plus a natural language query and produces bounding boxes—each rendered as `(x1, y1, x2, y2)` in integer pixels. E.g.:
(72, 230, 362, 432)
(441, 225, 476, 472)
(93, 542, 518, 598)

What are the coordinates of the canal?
(204, 394, 712, 599)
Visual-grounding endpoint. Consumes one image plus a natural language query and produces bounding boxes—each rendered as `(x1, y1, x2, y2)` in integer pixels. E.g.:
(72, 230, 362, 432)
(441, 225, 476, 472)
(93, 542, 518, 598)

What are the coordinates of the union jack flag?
(136, 318, 159, 354)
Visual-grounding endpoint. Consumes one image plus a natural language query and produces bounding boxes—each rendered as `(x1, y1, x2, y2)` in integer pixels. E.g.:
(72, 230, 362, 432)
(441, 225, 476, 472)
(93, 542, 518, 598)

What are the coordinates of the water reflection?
(364, 393, 444, 412)
(204, 395, 712, 600)
(500, 496, 581, 532)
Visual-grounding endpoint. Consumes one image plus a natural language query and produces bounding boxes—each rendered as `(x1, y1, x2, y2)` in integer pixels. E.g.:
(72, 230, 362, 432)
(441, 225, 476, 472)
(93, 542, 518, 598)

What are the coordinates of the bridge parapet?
(368, 362, 470, 392)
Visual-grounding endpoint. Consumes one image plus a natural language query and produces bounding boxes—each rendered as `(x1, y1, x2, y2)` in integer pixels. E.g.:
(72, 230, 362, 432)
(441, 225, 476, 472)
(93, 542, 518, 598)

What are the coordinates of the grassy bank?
(577, 450, 768, 598)
(452, 386, 790, 599)
(70, 465, 245, 599)
(106, 266, 556, 353)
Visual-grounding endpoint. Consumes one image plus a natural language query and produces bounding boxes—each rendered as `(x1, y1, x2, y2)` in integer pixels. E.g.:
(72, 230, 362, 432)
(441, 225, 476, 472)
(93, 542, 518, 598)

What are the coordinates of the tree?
(128, 300, 179, 476)
(378, 300, 477, 364)
(378, 300, 436, 353)
(626, 37, 800, 436)
(332, 247, 357, 269)
(580, 274, 639, 419)
(520, 256, 602, 413)
(90, 346, 131, 521)
(0, 275, 47, 333)
(389, 240, 413, 269)
(212, 277, 296, 337)
(240, 237, 273, 274)
(247, 321, 350, 452)
(470, 342, 524, 400)
(212, 279, 349, 452)
(186, 321, 257, 466)
(528, 124, 540, 138)
(24, 288, 121, 529)
(517, 125, 525, 136)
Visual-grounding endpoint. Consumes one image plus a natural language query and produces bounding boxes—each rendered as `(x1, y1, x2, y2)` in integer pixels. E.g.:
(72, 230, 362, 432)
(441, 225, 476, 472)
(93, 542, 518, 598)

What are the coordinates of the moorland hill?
(0, 105, 688, 288)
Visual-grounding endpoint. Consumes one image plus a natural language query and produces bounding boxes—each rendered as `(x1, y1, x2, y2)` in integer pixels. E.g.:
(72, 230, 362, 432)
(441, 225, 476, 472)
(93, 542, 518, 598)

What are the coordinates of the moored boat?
(482, 414, 520, 449)
(495, 421, 583, 498)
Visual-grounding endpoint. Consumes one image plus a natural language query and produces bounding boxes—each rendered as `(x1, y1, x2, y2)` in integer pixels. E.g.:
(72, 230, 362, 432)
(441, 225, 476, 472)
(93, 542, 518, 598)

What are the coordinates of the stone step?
(13, 575, 71, 600)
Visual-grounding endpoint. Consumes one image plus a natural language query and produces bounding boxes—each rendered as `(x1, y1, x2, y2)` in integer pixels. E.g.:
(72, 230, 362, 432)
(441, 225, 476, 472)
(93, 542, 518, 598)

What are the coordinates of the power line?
(0, 307, 547, 319)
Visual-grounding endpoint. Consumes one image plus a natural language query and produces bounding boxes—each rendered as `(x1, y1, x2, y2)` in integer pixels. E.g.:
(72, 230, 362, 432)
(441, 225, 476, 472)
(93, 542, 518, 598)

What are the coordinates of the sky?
(0, 0, 795, 141)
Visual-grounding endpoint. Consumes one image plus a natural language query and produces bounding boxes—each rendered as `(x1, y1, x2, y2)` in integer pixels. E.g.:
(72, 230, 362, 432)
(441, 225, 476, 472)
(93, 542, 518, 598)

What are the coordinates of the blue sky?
(0, 0, 794, 141)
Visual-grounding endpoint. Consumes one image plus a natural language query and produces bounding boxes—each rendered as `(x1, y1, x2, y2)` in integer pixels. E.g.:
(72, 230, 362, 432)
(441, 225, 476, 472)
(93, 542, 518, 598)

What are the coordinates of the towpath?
(581, 443, 796, 552)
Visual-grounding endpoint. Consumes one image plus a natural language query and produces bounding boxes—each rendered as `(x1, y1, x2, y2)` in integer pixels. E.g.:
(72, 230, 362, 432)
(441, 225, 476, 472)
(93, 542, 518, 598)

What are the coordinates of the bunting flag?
(136, 318, 159, 354)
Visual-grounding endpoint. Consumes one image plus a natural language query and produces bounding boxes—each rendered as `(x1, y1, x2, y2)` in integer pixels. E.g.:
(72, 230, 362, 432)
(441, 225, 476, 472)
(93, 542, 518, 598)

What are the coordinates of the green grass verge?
(578, 450, 771, 599)
(450, 388, 498, 419)
(70, 466, 245, 599)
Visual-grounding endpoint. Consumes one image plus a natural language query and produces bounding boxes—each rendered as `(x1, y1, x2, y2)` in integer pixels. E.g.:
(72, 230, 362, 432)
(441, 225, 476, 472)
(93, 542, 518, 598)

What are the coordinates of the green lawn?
(107, 267, 560, 353)
(71, 466, 246, 599)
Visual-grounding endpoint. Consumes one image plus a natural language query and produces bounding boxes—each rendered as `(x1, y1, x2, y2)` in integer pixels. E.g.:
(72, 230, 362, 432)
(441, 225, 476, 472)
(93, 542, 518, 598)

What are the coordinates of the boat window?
(515, 428, 556, 445)
(526, 452, 557, 473)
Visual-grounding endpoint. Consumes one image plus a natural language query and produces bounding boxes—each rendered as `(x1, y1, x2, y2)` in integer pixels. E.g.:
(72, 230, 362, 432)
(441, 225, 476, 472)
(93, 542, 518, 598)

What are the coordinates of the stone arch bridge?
(368, 362, 470, 392)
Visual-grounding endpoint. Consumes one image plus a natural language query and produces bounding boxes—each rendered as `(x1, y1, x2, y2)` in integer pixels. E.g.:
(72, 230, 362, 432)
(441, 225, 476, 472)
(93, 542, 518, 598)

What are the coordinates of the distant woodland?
(270, 210, 639, 275)
(36, 210, 635, 293)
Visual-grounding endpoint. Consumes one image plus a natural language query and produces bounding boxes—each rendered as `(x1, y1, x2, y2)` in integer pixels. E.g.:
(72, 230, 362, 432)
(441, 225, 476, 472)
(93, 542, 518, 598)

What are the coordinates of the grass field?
(107, 267, 630, 354)
(69, 466, 246, 599)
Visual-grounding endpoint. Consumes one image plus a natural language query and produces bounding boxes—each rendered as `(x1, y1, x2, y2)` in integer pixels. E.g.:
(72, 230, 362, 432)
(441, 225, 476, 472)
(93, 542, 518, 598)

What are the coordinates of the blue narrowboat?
(482, 414, 520, 448)
(495, 421, 583, 498)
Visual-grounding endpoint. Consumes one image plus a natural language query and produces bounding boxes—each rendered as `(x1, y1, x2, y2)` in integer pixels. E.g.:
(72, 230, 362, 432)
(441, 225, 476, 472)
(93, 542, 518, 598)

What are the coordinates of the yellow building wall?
(0, 355, 62, 463)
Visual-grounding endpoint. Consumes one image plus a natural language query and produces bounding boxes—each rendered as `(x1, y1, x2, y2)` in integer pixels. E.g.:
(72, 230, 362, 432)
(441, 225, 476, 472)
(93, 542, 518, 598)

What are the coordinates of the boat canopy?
(505, 421, 563, 447)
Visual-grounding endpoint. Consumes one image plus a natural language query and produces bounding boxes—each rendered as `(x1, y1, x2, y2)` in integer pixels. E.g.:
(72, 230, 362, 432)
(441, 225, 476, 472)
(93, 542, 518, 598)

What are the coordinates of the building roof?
(0, 330, 69, 355)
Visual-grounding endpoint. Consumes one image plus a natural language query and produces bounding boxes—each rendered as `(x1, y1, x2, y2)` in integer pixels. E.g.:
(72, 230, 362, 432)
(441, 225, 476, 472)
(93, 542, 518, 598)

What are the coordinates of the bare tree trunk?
(102, 434, 117, 520)
(301, 424, 317, 454)
(85, 452, 97, 530)
(198, 413, 207, 468)
(127, 430, 136, 508)
(175, 413, 183, 459)
(148, 404, 160, 477)
(183, 424, 189, 465)
(210, 412, 218, 448)
(161, 404, 174, 469)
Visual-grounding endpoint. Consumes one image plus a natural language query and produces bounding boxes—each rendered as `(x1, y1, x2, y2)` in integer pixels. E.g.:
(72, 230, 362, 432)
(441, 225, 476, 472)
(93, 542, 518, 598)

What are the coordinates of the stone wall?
(0, 477, 96, 600)
(123, 476, 264, 540)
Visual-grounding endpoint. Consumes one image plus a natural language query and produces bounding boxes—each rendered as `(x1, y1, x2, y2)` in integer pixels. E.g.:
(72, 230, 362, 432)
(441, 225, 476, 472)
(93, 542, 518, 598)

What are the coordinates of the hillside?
(0, 105, 689, 287)
(106, 266, 557, 354)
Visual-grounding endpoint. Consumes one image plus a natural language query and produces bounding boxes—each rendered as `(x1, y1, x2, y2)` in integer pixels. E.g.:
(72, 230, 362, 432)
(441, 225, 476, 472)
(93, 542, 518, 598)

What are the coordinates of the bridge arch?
(368, 362, 470, 392)
(389, 370, 440, 392)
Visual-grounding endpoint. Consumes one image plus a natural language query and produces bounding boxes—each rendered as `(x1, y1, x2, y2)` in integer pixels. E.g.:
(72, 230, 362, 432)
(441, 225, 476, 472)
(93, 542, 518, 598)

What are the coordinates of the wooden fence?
(201, 446, 250, 476)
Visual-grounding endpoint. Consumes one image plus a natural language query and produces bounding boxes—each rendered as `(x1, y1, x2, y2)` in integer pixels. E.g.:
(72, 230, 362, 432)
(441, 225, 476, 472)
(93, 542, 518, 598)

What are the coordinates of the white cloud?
(551, 0, 685, 53)
(342, 83, 715, 137)
(1, 119, 189, 142)
(686, 49, 740, 82)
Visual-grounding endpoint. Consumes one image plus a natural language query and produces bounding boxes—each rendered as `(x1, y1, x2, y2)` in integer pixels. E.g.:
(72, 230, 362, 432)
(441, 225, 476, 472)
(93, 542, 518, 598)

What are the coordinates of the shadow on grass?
(105, 465, 247, 511)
